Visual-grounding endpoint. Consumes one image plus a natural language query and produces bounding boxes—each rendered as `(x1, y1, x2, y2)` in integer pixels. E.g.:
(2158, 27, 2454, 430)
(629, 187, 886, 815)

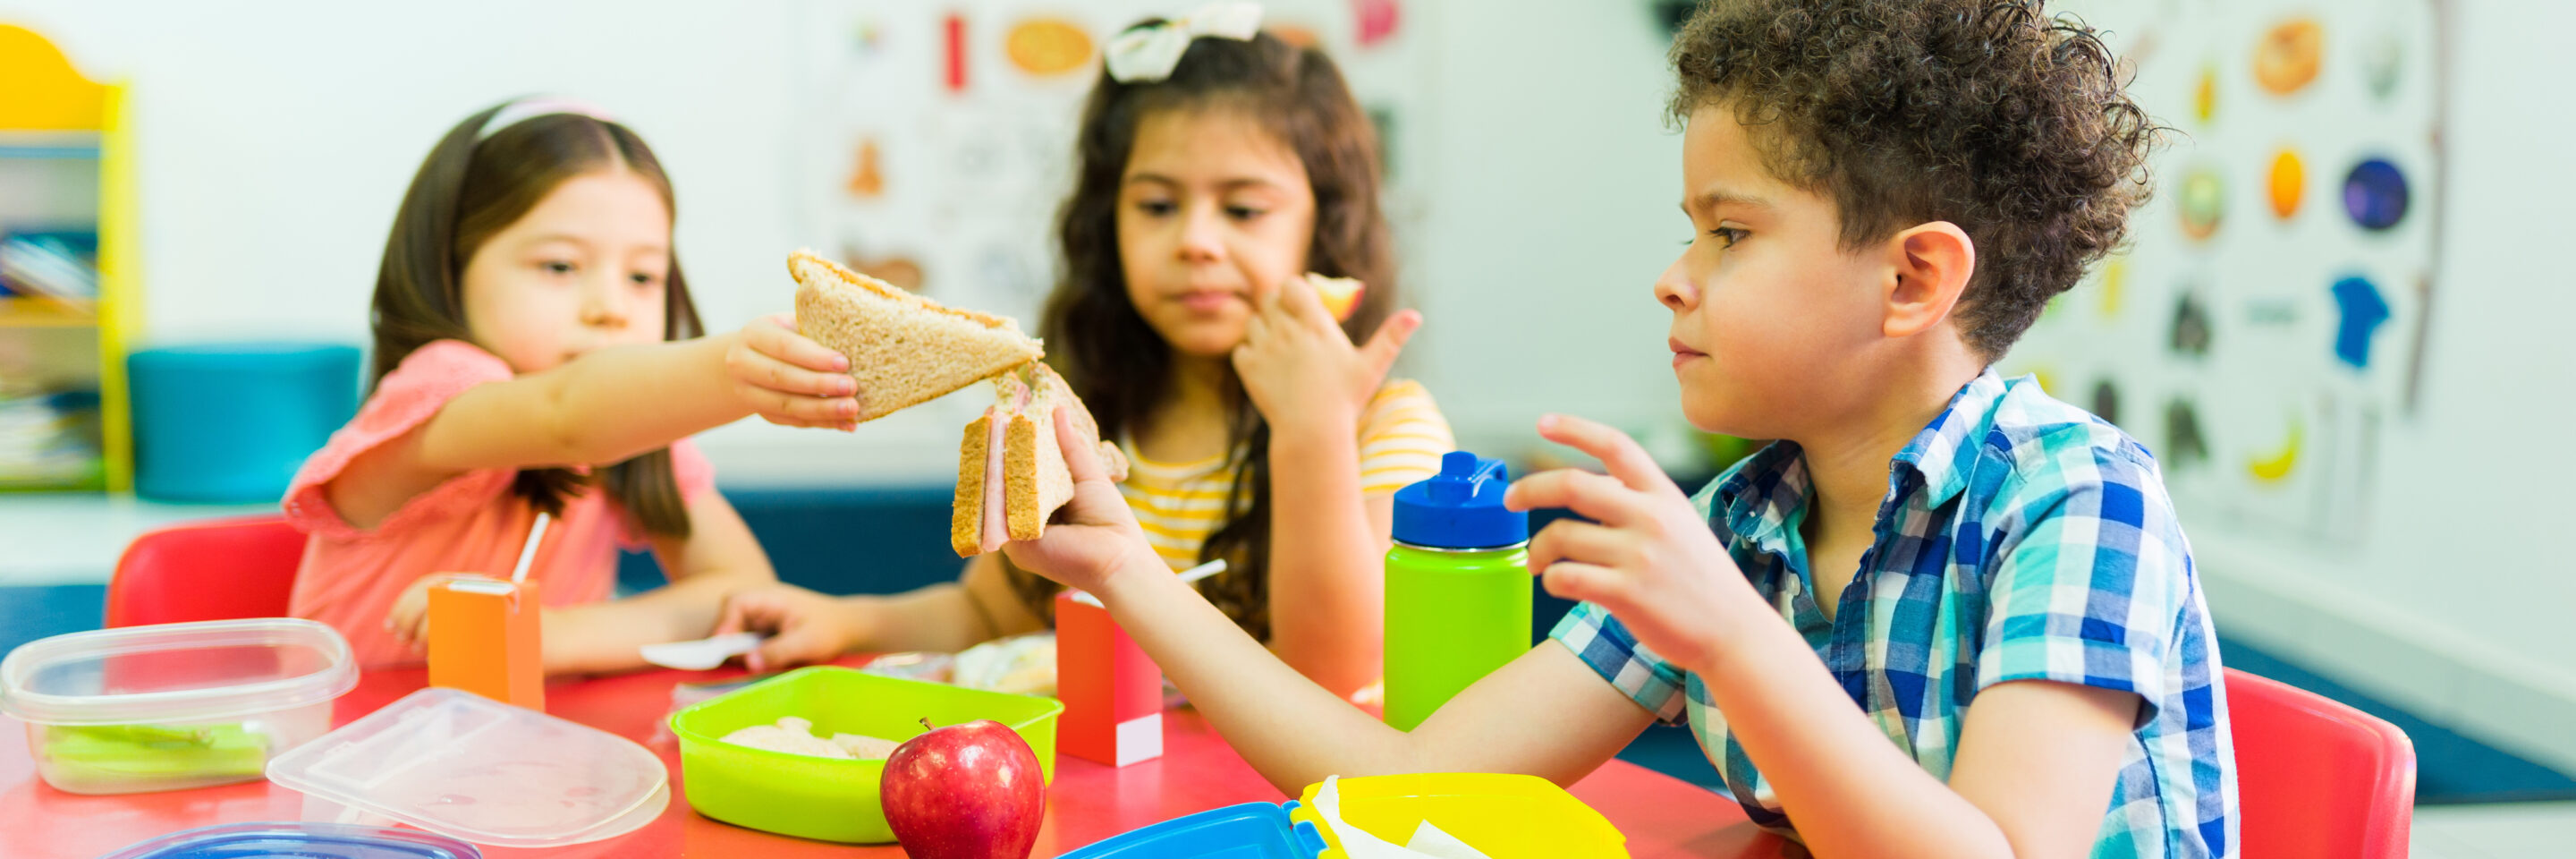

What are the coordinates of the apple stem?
(919, 717, 936, 733)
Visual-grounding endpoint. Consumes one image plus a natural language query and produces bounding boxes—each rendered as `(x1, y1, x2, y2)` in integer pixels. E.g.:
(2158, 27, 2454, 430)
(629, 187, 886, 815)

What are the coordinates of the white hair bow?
(1105, 2, 1265, 83)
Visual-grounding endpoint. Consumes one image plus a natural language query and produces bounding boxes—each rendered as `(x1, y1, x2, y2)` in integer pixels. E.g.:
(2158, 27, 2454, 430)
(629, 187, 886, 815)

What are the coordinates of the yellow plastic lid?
(1291, 772, 1628, 859)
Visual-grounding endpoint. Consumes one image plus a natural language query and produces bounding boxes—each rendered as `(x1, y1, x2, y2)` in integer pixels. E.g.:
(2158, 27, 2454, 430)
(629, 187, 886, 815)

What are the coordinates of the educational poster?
(789, 0, 1428, 337)
(2003, 0, 2446, 546)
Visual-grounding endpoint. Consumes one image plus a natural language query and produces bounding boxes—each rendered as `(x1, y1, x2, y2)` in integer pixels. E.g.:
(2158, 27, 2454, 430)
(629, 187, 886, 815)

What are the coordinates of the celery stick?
(42, 723, 269, 782)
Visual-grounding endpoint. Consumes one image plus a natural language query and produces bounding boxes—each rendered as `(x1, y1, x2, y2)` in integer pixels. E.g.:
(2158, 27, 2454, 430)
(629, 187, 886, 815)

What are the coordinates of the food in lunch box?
(41, 722, 269, 786)
(951, 633, 1056, 696)
(718, 717, 901, 761)
(790, 249, 1046, 423)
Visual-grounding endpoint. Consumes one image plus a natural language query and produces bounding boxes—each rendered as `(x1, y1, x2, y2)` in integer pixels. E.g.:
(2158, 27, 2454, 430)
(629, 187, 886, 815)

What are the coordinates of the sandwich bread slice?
(789, 249, 1044, 421)
(951, 362, 1130, 557)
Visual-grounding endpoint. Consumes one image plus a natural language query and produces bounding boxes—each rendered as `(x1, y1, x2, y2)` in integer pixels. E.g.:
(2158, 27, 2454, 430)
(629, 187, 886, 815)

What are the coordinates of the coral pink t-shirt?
(283, 339, 714, 668)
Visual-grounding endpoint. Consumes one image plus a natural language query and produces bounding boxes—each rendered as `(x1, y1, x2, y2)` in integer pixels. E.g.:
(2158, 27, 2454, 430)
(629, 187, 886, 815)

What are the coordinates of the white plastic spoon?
(640, 632, 768, 671)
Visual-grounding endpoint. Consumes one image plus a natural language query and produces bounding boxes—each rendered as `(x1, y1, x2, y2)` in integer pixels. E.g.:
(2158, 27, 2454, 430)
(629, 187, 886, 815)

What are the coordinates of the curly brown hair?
(1669, 0, 2158, 359)
(1011, 26, 1396, 639)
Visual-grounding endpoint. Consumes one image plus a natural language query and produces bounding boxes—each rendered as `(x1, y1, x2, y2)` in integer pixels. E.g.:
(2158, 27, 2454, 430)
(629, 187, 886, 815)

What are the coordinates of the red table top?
(0, 660, 1790, 858)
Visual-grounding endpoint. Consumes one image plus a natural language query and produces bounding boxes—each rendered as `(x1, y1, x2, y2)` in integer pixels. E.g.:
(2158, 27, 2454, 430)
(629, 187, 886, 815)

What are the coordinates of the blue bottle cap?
(1392, 451, 1529, 549)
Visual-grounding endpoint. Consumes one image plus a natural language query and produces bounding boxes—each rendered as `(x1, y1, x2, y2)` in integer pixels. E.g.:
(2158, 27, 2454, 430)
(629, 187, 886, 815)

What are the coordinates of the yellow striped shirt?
(1117, 378, 1454, 571)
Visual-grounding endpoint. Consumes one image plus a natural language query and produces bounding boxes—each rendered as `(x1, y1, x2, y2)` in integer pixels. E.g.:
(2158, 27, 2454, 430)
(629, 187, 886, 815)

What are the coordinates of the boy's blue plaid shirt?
(1553, 370, 2239, 858)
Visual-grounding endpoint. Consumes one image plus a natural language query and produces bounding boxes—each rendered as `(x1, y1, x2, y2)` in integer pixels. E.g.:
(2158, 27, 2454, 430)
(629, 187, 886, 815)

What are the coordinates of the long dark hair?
(369, 102, 704, 537)
(1020, 28, 1396, 638)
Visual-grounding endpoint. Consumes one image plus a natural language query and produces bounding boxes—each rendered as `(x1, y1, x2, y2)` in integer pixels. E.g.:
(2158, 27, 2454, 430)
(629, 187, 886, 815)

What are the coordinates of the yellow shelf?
(1, 23, 132, 492)
(0, 296, 99, 327)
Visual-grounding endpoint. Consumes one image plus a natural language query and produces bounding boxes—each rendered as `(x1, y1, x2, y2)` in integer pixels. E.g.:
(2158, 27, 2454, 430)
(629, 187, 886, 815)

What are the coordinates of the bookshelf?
(0, 24, 137, 491)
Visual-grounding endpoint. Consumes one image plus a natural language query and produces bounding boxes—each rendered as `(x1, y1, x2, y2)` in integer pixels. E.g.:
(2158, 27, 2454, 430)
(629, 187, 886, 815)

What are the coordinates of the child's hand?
(727, 313, 860, 430)
(385, 572, 482, 652)
(711, 583, 857, 674)
(1000, 407, 1165, 597)
(1506, 414, 1753, 675)
(1231, 276, 1421, 435)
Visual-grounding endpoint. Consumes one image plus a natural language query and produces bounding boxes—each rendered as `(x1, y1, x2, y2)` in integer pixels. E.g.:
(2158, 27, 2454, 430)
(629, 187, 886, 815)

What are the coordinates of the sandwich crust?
(788, 249, 1043, 421)
(952, 364, 1129, 556)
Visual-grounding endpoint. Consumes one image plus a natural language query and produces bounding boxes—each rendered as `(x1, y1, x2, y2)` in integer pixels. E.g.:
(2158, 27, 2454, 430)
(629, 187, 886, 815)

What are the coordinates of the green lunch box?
(669, 666, 1063, 844)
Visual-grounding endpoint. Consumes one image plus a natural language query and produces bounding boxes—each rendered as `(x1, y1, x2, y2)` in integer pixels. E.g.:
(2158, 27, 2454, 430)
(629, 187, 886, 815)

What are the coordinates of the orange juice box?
(428, 576, 544, 710)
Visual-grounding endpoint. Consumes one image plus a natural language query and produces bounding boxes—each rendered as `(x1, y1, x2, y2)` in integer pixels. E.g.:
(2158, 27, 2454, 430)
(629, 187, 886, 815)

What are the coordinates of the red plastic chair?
(104, 515, 307, 627)
(2226, 667, 2416, 859)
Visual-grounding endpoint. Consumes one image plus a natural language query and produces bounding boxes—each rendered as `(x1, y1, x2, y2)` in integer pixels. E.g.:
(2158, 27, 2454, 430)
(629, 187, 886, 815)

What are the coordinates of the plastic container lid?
(96, 821, 481, 859)
(1290, 772, 1626, 859)
(1391, 451, 1527, 549)
(1058, 802, 1327, 858)
(0, 618, 358, 726)
(266, 687, 669, 848)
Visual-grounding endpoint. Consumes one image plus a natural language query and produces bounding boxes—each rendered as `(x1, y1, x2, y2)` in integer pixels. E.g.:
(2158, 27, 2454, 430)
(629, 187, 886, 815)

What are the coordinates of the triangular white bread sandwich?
(951, 362, 1131, 557)
(789, 249, 1045, 422)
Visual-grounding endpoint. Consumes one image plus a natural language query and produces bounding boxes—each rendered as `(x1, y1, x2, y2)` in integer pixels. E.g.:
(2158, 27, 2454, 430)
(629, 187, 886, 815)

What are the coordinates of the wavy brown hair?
(369, 103, 704, 537)
(1670, 0, 2159, 360)
(1013, 26, 1395, 638)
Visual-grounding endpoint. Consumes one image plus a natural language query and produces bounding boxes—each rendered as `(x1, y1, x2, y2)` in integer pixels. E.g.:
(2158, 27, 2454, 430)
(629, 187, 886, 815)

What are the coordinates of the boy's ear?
(1882, 221, 1976, 339)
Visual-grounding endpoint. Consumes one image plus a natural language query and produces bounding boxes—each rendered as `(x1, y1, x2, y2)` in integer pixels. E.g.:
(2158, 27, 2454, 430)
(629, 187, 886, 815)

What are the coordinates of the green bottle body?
(1382, 540, 1531, 731)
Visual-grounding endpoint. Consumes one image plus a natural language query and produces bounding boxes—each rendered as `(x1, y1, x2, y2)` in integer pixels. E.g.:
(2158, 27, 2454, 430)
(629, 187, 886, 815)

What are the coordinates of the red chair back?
(105, 515, 307, 627)
(2227, 667, 2416, 859)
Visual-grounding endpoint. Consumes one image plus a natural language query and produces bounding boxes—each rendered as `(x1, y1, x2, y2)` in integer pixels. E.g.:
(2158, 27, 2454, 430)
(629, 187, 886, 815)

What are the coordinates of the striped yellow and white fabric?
(1116, 378, 1454, 571)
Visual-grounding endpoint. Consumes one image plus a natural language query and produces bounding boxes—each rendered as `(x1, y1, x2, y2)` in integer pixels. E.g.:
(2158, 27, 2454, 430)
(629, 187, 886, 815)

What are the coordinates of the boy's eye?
(1710, 227, 1748, 248)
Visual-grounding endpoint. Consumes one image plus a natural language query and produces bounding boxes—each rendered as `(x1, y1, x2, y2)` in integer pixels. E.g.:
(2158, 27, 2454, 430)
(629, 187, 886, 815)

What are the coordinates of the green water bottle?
(1384, 450, 1530, 731)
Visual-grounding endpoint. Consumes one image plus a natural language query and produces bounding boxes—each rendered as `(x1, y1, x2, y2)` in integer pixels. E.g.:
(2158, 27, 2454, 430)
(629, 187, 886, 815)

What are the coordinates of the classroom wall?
(0, 0, 1689, 483)
(2040, 0, 2576, 771)
(10, 0, 2572, 770)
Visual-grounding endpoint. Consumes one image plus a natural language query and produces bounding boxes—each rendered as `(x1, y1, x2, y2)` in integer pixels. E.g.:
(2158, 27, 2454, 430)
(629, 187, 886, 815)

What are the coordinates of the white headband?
(477, 97, 617, 140)
(1105, 2, 1264, 83)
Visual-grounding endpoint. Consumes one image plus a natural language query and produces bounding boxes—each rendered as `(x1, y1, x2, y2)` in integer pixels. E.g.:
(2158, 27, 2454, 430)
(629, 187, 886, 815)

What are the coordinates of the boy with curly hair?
(1001, 1, 2235, 856)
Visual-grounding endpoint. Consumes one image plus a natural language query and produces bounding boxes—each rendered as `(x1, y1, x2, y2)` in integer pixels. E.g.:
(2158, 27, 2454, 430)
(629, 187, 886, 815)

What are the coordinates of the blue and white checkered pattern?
(1552, 370, 2238, 858)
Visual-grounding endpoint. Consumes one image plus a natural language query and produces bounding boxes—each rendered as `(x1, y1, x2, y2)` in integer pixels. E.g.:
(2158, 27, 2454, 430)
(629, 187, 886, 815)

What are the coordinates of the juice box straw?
(1068, 558, 1224, 608)
(511, 513, 551, 584)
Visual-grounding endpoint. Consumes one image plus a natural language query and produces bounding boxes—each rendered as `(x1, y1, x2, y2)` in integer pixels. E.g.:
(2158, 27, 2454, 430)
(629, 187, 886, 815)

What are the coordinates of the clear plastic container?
(0, 618, 358, 795)
(265, 687, 669, 848)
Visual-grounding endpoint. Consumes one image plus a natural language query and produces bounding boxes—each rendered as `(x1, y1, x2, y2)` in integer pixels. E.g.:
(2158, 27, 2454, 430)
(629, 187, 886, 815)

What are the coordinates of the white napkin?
(1310, 776, 1495, 859)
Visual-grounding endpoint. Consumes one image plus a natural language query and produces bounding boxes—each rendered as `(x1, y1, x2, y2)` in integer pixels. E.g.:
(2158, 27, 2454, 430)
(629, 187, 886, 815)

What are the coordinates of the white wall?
(9, 1, 804, 343)
(2174, 0, 2576, 770)
(2024, 0, 2576, 770)
(1, 0, 1690, 481)
(1402, 1, 1688, 458)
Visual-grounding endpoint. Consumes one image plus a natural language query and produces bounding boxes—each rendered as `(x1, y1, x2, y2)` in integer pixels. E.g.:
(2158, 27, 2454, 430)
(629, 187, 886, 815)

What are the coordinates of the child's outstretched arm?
(1511, 414, 2137, 859)
(1004, 408, 1656, 794)
(712, 554, 1052, 673)
(417, 313, 853, 469)
(1230, 274, 1425, 698)
(330, 314, 852, 530)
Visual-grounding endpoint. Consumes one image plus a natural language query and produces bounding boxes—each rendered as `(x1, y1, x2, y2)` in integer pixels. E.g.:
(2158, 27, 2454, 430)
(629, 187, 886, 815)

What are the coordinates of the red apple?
(881, 719, 1044, 859)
